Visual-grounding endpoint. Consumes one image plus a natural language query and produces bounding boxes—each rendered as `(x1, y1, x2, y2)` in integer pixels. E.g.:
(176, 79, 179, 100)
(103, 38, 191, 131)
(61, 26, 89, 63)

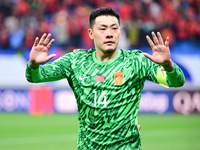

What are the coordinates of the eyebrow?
(99, 23, 118, 27)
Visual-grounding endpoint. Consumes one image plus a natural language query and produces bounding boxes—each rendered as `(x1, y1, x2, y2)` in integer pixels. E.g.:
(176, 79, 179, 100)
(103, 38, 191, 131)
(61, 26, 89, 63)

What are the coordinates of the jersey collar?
(92, 49, 121, 65)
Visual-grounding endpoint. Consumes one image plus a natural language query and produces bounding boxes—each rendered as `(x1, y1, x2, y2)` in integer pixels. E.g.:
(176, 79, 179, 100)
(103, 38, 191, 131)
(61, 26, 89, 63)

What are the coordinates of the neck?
(95, 49, 118, 62)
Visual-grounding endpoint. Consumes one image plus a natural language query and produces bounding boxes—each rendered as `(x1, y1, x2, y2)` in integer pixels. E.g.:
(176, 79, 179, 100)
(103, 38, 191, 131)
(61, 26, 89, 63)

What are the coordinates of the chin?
(105, 49, 114, 54)
(105, 48, 116, 54)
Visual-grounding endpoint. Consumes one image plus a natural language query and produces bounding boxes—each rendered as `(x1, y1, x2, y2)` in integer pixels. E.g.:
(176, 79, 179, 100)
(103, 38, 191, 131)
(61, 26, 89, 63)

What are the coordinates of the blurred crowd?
(0, 0, 200, 56)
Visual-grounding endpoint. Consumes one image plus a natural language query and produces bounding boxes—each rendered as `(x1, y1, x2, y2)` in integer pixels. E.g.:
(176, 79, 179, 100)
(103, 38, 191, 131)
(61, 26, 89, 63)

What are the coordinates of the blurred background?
(0, 0, 200, 150)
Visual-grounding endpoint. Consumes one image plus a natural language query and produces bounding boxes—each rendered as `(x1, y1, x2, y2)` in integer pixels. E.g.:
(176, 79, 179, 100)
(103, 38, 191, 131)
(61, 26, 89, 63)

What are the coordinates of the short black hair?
(89, 7, 120, 28)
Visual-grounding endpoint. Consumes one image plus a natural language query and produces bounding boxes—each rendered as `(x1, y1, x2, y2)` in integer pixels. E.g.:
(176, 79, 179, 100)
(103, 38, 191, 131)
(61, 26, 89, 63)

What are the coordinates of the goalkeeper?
(26, 7, 185, 150)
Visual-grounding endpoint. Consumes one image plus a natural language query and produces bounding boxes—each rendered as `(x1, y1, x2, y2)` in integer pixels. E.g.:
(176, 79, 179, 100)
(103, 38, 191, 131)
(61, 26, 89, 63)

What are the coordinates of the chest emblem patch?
(114, 72, 124, 85)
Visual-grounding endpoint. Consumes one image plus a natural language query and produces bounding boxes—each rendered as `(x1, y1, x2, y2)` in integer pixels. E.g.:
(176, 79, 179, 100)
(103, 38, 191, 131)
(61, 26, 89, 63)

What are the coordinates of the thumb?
(143, 53, 153, 61)
(46, 54, 56, 62)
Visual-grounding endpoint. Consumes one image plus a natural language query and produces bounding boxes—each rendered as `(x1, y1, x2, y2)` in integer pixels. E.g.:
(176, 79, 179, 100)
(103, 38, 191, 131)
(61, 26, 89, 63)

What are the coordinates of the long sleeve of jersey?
(165, 63, 185, 87)
(25, 52, 73, 83)
(143, 55, 185, 88)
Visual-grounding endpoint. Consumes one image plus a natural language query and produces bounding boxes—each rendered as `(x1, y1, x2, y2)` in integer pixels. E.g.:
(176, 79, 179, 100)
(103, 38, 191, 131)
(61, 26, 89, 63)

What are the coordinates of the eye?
(112, 28, 118, 30)
(99, 28, 105, 30)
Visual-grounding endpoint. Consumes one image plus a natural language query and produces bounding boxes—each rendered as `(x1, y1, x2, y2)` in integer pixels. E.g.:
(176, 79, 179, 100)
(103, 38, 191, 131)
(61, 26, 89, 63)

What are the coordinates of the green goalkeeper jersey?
(26, 48, 185, 150)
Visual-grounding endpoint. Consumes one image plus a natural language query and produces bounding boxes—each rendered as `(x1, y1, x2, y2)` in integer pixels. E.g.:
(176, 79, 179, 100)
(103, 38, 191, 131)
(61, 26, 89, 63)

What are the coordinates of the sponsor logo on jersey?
(114, 72, 123, 85)
(96, 76, 105, 82)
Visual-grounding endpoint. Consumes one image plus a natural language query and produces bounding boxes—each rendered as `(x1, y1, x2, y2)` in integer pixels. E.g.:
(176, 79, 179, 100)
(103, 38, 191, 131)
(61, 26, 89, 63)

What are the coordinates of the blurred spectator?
(161, 28, 175, 47)
(0, 27, 9, 48)
(51, 9, 70, 49)
(0, 0, 200, 55)
(24, 28, 35, 49)
(4, 16, 19, 33)
(9, 28, 25, 51)
(127, 21, 140, 47)
(16, 0, 30, 16)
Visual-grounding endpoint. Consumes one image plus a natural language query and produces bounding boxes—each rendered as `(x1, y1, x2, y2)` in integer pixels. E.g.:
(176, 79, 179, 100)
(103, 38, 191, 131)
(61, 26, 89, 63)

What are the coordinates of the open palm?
(143, 32, 171, 66)
(29, 33, 56, 68)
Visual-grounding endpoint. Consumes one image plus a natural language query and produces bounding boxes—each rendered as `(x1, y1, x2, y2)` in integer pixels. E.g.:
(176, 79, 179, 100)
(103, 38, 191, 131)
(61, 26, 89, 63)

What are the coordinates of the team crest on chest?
(114, 72, 124, 85)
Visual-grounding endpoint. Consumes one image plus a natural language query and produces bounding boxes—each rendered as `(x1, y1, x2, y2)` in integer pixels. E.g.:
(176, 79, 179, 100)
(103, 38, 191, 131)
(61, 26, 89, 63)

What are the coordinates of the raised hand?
(143, 32, 174, 71)
(29, 33, 56, 68)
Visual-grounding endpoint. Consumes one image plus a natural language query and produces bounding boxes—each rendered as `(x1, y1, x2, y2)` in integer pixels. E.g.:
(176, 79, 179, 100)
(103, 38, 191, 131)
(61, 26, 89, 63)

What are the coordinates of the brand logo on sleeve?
(114, 72, 124, 85)
(79, 76, 89, 80)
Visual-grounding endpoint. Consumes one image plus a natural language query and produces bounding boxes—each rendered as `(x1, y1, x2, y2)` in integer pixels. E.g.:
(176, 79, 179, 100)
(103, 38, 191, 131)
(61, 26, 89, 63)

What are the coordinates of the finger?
(46, 39, 55, 50)
(143, 53, 154, 61)
(146, 35, 155, 49)
(38, 33, 47, 45)
(46, 54, 56, 62)
(152, 32, 159, 45)
(157, 32, 164, 45)
(165, 37, 169, 47)
(43, 33, 52, 46)
(33, 37, 39, 47)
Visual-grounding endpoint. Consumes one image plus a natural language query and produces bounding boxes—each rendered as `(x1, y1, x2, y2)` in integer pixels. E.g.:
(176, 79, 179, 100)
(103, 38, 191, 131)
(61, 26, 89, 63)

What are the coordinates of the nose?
(106, 29, 113, 39)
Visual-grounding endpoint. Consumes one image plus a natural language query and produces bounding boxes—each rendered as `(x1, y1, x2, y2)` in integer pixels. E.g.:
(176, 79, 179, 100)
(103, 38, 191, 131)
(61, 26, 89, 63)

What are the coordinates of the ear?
(88, 28, 94, 40)
(119, 27, 121, 38)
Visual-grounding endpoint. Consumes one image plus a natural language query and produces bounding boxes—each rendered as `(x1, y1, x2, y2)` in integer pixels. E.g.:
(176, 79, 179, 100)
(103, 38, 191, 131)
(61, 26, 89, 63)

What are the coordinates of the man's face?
(88, 15, 121, 54)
